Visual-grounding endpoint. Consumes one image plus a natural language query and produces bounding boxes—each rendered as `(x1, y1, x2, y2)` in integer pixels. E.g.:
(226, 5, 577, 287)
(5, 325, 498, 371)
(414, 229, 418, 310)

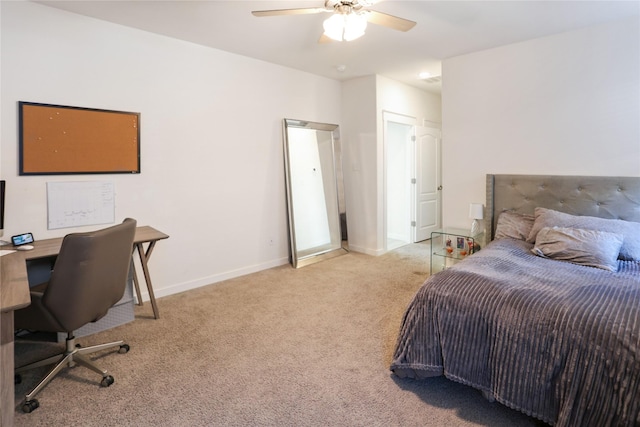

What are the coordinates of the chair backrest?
(41, 218, 137, 332)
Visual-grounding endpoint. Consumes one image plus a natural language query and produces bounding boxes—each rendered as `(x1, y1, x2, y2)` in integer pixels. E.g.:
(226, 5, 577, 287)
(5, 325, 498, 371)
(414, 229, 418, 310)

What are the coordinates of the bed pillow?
(526, 207, 640, 261)
(494, 211, 535, 241)
(532, 226, 623, 271)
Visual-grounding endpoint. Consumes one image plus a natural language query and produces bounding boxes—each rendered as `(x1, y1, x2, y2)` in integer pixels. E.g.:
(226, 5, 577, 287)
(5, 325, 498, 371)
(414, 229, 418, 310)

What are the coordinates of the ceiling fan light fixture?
(323, 14, 345, 40)
(323, 12, 367, 41)
(343, 13, 367, 41)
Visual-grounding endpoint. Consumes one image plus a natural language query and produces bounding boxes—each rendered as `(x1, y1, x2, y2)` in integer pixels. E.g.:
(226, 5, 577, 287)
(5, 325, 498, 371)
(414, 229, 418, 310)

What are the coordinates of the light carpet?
(14, 242, 539, 426)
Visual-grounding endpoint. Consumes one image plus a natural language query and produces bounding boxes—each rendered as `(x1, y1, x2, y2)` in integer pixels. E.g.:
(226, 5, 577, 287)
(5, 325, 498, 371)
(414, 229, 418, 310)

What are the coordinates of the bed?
(390, 174, 640, 426)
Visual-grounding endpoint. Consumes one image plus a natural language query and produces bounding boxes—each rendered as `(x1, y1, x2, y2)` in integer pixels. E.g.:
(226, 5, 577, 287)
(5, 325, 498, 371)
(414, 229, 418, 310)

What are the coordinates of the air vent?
(423, 76, 442, 84)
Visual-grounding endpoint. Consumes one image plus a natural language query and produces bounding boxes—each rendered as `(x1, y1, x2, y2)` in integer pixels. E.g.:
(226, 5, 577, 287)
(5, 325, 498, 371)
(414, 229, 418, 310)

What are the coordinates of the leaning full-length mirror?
(283, 119, 348, 268)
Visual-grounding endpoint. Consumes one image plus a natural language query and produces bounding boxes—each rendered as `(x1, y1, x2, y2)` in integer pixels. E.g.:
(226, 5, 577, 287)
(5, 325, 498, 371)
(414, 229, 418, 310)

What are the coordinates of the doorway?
(383, 113, 441, 252)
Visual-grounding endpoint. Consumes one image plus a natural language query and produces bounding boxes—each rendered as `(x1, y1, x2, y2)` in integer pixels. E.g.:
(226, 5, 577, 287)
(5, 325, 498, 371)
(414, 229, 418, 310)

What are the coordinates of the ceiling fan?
(251, 0, 416, 42)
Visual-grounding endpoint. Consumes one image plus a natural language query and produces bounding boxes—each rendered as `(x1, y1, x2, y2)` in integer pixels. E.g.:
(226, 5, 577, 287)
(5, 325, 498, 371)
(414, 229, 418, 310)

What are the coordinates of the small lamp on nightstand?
(469, 203, 484, 237)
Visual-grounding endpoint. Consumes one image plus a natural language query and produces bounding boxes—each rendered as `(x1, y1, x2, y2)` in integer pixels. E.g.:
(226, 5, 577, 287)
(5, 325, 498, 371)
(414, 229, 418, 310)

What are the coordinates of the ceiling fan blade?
(318, 33, 334, 44)
(252, 7, 328, 17)
(365, 10, 416, 32)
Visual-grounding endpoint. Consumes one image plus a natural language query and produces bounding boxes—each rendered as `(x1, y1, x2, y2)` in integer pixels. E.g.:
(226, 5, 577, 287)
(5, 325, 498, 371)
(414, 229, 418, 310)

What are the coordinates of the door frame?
(382, 111, 416, 252)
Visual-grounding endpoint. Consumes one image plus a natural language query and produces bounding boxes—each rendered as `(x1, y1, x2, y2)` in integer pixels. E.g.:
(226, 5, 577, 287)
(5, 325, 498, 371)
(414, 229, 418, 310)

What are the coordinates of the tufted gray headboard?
(486, 174, 640, 240)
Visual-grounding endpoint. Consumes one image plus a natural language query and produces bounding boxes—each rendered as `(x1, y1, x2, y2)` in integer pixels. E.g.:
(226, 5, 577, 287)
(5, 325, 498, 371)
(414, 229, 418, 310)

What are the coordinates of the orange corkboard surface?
(19, 102, 140, 175)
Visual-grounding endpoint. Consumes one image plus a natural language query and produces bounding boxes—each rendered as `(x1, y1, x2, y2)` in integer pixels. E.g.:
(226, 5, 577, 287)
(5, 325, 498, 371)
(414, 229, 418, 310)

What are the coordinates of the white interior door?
(414, 126, 441, 242)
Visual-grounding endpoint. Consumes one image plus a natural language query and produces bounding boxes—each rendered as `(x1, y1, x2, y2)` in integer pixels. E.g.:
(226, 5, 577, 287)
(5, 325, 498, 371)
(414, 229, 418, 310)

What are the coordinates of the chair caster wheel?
(22, 399, 39, 413)
(119, 344, 130, 354)
(15, 373, 22, 384)
(101, 375, 114, 387)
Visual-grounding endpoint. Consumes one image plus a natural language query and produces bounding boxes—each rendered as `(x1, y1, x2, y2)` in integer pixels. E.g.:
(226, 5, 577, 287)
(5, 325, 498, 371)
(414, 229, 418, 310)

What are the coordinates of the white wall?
(342, 75, 442, 255)
(442, 17, 640, 230)
(1, 2, 342, 298)
(342, 75, 378, 254)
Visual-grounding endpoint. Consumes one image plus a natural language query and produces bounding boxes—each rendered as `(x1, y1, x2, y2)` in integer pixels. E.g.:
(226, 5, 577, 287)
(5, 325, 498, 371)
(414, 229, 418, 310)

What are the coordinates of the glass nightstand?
(430, 228, 485, 274)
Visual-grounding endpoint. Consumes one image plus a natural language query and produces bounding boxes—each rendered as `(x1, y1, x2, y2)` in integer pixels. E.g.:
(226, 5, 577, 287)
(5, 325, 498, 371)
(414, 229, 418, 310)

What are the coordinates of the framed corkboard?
(19, 101, 140, 175)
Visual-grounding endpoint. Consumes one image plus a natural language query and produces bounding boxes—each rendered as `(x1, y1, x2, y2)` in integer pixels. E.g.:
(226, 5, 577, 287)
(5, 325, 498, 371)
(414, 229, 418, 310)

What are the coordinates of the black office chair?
(14, 218, 137, 413)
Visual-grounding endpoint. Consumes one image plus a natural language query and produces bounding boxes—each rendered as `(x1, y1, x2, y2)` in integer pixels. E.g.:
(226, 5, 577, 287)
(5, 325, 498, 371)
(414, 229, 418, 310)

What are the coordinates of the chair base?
(15, 332, 129, 412)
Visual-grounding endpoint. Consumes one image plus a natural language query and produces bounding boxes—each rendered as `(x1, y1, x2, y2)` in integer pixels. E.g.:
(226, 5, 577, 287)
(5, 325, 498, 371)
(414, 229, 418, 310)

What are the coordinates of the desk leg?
(135, 242, 160, 319)
(131, 254, 144, 307)
(0, 311, 15, 426)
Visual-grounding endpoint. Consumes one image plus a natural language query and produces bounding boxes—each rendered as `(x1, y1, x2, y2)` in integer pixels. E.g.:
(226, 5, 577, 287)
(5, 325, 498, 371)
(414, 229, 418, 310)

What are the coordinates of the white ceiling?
(36, 1, 640, 93)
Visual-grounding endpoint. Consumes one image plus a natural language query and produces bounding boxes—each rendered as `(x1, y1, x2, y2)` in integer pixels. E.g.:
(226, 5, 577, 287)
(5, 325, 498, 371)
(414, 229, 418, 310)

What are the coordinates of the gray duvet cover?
(390, 238, 640, 426)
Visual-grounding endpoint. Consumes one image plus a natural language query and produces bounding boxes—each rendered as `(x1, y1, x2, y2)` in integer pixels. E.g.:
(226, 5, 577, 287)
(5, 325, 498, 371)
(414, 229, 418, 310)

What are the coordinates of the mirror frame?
(283, 118, 348, 268)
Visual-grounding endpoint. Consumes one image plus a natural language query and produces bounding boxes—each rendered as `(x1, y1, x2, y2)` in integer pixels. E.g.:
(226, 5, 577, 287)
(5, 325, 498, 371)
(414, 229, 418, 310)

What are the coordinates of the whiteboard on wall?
(47, 181, 115, 229)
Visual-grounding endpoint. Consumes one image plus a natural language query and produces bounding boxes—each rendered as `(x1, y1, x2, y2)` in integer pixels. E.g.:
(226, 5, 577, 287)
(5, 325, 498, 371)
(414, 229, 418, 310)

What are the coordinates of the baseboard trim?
(135, 256, 290, 302)
(347, 244, 385, 257)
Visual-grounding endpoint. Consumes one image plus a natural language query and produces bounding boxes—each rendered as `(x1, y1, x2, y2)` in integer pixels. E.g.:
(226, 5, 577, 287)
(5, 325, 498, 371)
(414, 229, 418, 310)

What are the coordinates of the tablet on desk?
(12, 232, 34, 247)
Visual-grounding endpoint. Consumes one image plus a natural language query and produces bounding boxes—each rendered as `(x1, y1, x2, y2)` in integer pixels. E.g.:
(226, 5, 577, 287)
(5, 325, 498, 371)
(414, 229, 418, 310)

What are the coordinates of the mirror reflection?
(283, 119, 348, 268)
